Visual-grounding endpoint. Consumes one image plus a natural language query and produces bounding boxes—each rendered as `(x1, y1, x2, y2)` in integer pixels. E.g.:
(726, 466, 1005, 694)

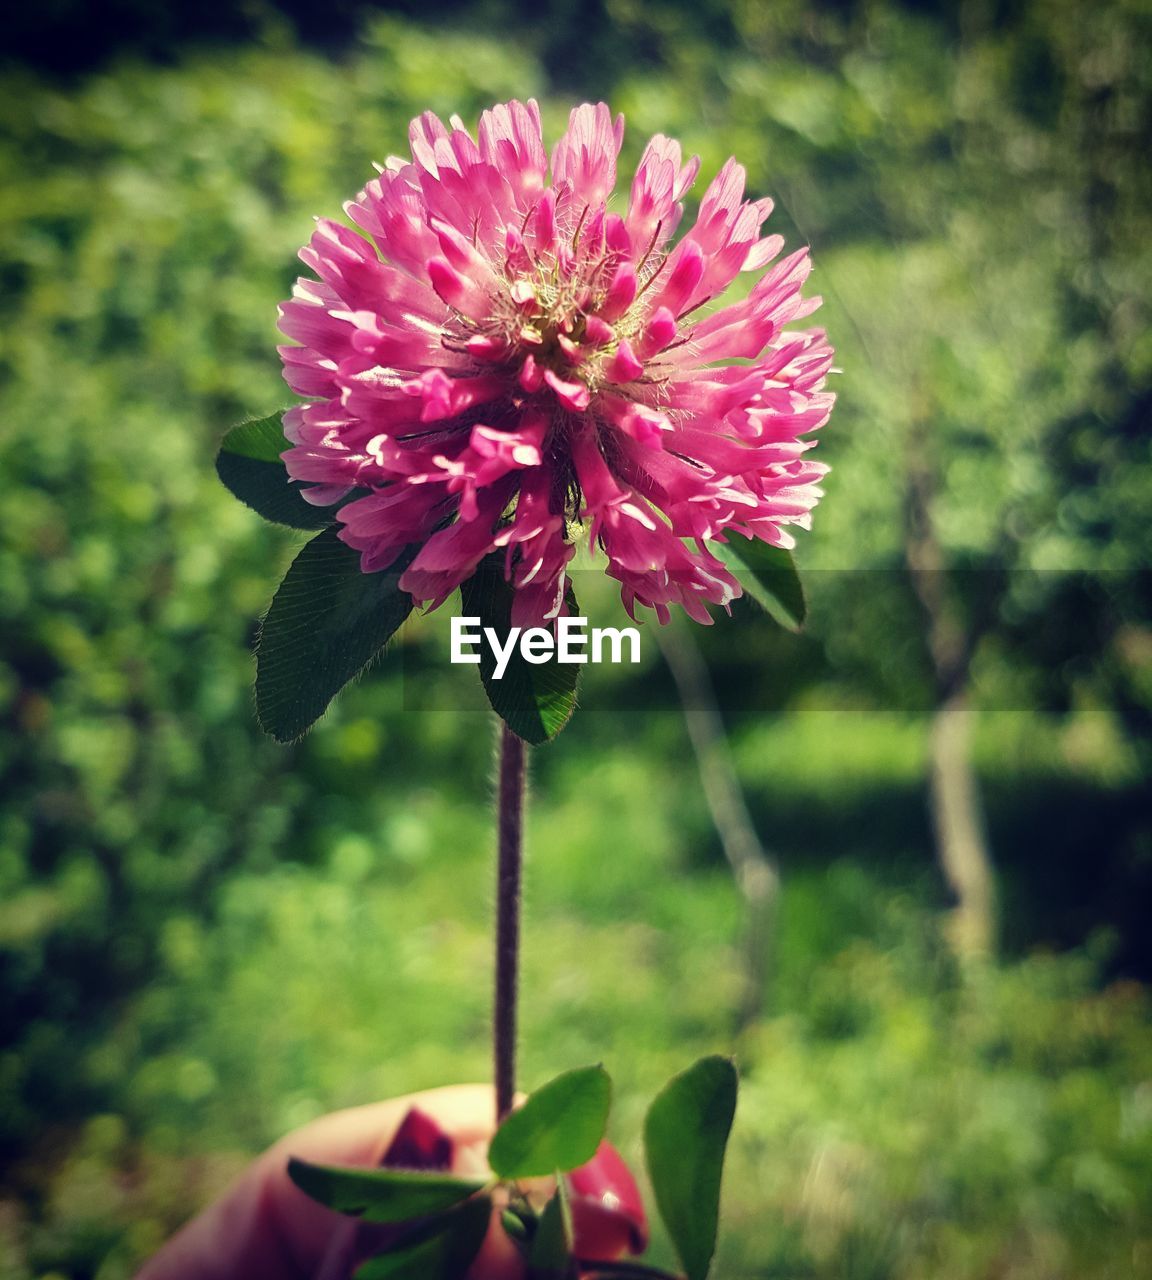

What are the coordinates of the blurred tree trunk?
(928, 689, 996, 957)
(905, 424, 998, 961)
(655, 621, 780, 1028)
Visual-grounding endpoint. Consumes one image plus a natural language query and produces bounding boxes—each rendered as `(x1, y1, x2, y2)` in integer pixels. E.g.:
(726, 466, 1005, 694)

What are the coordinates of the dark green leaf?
(256, 528, 414, 742)
(353, 1195, 492, 1278)
(529, 1185, 575, 1279)
(218, 411, 293, 463)
(216, 411, 348, 530)
(488, 1064, 611, 1180)
(713, 534, 806, 631)
(459, 559, 579, 745)
(287, 1157, 485, 1224)
(643, 1056, 737, 1280)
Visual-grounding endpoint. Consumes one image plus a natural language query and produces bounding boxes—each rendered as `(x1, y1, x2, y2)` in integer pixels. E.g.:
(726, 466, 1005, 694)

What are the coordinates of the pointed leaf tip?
(286, 1157, 485, 1223)
(643, 1056, 737, 1280)
(216, 411, 344, 530)
(714, 534, 806, 632)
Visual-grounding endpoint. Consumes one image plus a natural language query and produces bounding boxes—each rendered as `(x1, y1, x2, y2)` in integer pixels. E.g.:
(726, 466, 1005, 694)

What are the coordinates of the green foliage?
(286, 1158, 486, 1222)
(255, 528, 414, 742)
(460, 559, 581, 745)
(352, 1196, 493, 1279)
(290, 1060, 734, 1277)
(6, 839, 1150, 1279)
(488, 1065, 612, 1179)
(528, 1183, 574, 1276)
(216, 411, 346, 530)
(644, 1057, 737, 1280)
(1, 3, 1150, 1279)
(713, 538, 806, 633)
(0, 7, 547, 1156)
(217, 443, 580, 743)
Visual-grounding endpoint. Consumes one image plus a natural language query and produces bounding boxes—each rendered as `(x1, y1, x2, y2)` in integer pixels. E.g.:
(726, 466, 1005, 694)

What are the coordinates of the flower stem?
(495, 723, 526, 1123)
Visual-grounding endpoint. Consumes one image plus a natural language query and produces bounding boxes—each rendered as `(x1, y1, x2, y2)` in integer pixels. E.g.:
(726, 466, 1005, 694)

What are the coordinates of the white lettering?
(520, 627, 555, 664)
(557, 616, 588, 663)
(448, 617, 643, 676)
(592, 626, 641, 664)
(485, 626, 521, 681)
(451, 615, 482, 664)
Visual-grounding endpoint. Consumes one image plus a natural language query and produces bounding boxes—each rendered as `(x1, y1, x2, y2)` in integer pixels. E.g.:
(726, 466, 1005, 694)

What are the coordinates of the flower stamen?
(278, 100, 834, 627)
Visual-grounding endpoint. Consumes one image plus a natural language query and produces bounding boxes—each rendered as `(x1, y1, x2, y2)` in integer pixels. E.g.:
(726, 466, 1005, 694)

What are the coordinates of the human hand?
(136, 1084, 525, 1280)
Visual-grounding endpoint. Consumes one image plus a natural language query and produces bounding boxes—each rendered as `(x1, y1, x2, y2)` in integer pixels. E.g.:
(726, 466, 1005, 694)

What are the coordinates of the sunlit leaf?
(643, 1056, 737, 1280)
(488, 1065, 611, 1180)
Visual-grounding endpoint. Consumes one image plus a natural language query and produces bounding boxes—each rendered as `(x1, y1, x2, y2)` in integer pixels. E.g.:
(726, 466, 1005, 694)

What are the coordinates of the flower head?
(279, 101, 833, 626)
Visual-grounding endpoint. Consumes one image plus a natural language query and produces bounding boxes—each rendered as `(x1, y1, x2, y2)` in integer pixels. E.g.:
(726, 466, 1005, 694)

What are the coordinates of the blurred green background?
(1, 1, 1150, 1276)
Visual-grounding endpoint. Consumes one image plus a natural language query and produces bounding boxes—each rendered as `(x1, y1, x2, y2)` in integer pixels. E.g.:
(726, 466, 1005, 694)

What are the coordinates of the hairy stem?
(495, 723, 526, 1123)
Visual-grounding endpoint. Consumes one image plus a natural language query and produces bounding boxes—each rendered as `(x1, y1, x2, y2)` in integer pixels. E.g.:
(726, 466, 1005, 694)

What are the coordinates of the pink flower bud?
(567, 1140, 649, 1260)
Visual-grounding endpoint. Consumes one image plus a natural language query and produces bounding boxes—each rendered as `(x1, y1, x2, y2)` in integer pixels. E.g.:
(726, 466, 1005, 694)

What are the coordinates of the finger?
(278, 1085, 502, 1269)
(467, 1201, 528, 1280)
(137, 1086, 504, 1280)
(310, 1086, 528, 1279)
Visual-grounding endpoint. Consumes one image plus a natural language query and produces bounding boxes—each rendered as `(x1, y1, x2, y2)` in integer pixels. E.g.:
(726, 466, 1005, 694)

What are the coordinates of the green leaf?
(286, 1157, 486, 1224)
(353, 1195, 492, 1278)
(713, 534, 806, 631)
(643, 1056, 737, 1280)
(529, 1185, 575, 1279)
(488, 1064, 612, 1180)
(218, 411, 294, 463)
(501, 1208, 531, 1242)
(216, 411, 348, 530)
(256, 528, 414, 742)
(459, 558, 579, 745)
